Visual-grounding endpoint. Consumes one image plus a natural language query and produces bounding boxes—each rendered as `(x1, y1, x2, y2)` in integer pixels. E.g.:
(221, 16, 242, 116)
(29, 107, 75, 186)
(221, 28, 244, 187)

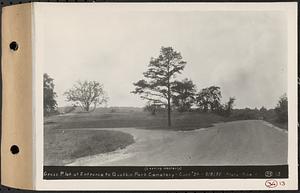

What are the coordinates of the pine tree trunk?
(167, 97, 171, 127)
(167, 74, 171, 127)
(85, 103, 90, 112)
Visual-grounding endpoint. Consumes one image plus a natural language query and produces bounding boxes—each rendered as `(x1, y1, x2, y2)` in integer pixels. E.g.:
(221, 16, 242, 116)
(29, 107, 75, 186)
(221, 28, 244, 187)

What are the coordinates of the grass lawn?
(264, 118, 288, 130)
(44, 125, 134, 165)
(44, 108, 287, 165)
(44, 110, 225, 165)
(45, 110, 225, 131)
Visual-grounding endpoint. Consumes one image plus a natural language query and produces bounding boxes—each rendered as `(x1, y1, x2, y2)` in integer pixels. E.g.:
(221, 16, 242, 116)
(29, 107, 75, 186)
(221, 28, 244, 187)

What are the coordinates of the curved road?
(68, 120, 288, 166)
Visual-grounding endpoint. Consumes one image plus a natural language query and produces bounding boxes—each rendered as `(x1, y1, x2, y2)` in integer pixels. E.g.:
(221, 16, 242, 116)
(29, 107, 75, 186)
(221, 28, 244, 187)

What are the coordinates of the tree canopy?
(44, 73, 58, 116)
(171, 78, 196, 112)
(275, 94, 288, 123)
(223, 97, 236, 116)
(64, 80, 108, 112)
(195, 86, 222, 112)
(132, 46, 186, 126)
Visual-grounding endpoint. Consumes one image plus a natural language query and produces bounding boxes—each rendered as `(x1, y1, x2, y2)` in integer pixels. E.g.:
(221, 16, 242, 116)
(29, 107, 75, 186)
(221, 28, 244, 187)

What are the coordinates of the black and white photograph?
(40, 3, 296, 183)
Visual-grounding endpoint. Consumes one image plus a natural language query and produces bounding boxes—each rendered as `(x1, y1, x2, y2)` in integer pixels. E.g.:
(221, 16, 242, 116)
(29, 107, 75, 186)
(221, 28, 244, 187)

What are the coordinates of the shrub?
(275, 94, 288, 123)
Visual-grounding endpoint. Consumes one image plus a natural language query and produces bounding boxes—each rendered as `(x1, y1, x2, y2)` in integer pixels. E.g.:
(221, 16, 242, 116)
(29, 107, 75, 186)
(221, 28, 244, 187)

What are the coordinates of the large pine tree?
(132, 46, 186, 126)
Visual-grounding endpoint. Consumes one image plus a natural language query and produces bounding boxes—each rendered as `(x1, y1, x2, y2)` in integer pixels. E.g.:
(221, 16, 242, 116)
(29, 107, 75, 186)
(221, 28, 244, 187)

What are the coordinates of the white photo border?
(33, 2, 298, 190)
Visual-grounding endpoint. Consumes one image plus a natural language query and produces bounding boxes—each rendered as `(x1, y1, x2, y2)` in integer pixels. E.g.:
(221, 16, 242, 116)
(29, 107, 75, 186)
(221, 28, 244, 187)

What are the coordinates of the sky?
(41, 4, 287, 109)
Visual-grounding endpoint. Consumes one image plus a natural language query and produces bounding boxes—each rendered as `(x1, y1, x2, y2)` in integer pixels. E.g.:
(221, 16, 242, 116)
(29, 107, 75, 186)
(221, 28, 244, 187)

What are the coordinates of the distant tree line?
(225, 94, 288, 130)
(132, 46, 288, 127)
(141, 84, 236, 116)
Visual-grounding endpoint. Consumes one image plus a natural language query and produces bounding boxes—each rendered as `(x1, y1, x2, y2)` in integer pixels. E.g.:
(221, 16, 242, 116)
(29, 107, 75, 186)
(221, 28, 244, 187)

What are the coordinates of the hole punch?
(10, 145, 19, 155)
(9, 41, 19, 51)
